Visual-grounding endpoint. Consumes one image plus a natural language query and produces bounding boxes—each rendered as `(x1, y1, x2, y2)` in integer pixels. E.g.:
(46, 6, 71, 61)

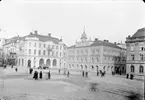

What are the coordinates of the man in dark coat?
(35, 71, 38, 80)
(33, 71, 36, 79)
(82, 71, 84, 77)
(67, 71, 70, 77)
(39, 71, 43, 79)
(48, 71, 51, 79)
(85, 71, 88, 77)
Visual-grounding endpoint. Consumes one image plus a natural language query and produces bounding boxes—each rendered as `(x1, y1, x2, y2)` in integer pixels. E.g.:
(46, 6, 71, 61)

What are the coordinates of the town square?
(0, 0, 145, 100)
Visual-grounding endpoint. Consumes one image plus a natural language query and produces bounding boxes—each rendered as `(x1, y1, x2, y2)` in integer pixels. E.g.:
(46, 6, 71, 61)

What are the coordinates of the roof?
(132, 27, 145, 38)
(4, 32, 62, 45)
(68, 40, 122, 49)
(25, 34, 61, 44)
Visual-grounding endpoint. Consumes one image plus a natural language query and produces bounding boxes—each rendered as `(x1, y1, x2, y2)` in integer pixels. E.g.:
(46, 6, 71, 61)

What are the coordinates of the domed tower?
(81, 27, 87, 42)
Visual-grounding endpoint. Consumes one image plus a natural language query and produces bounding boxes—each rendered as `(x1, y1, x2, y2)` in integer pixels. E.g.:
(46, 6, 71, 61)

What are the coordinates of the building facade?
(66, 29, 126, 74)
(125, 28, 145, 76)
(3, 30, 67, 69)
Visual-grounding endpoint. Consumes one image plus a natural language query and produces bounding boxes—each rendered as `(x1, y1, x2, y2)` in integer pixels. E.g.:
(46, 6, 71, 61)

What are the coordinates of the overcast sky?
(0, 0, 144, 46)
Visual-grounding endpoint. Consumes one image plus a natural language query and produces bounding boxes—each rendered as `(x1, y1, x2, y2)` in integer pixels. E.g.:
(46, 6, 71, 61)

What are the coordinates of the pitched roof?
(68, 40, 122, 49)
(25, 34, 61, 44)
(132, 27, 145, 38)
(5, 33, 62, 45)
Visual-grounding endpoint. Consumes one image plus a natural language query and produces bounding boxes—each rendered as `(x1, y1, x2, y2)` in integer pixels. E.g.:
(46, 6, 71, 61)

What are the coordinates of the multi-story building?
(125, 27, 145, 76)
(3, 30, 67, 69)
(67, 29, 126, 74)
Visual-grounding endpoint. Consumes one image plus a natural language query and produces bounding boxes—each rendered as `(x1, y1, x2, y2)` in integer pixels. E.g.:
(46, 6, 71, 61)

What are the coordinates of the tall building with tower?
(66, 28, 126, 74)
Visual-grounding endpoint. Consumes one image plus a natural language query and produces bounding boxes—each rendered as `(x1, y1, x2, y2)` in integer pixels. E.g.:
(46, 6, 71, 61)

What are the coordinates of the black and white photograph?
(0, 0, 144, 100)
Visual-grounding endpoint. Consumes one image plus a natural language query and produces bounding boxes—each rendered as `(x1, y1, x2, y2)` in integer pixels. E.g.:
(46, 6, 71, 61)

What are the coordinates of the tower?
(81, 27, 87, 42)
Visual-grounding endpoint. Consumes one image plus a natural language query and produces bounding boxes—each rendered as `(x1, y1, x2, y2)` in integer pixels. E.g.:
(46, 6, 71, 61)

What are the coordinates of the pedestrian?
(85, 71, 88, 77)
(39, 71, 43, 79)
(67, 71, 70, 77)
(126, 74, 129, 79)
(48, 71, 51, 79)
(15, 67, 18, 72)
(58, 69, 60, 74)
(35, 71, 38, 80)
(97, 71, 99, 76)
(33, 71, 36, 79)
(82, 71, 84, 77)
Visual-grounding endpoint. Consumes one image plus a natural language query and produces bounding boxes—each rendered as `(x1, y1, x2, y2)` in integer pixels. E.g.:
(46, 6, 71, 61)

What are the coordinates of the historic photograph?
(0, 0, 144, 100)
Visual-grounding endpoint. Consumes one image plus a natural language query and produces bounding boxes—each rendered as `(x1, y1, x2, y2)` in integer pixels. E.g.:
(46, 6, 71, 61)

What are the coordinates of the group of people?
(32, 70, 51, 80)
(82, 71, 88, 77)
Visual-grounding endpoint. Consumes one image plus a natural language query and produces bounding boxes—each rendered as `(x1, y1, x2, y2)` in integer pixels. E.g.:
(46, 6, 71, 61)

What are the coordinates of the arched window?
(53, 59, 57, 66)
(131, 65, 135, 72)
(39, 58, 44, 66)
(46, 59, 51, 66)
(103, 66, 106, 70)
(81, 65, 83, 69)
(107, 66, 110, 71)
(85, 65, 87, 69)
(139, 65, 144, 73)
(22, 59, 24, 66)
(69, 64, 71, 68)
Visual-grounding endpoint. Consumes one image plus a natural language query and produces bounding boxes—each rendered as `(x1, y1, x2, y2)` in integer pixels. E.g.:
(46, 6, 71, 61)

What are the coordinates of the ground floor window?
(139, 65, 144, 73)
(131, 65, 135, 73)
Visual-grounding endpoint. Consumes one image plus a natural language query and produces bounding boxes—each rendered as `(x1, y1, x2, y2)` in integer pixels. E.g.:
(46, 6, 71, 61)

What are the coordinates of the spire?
(81, 26, 87, 41)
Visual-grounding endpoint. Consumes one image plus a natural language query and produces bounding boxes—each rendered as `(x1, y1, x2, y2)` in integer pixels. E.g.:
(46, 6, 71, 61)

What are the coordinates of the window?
(34, 43, 36, 47)
(43, 50, 45, 55)
(139, 65, 144, 73)
(39, 50, 41, 55)
(44, 44, 46, 48)
(29, 42, 31, 46)
(141, 47, 144, 51)
(34, 49, 36, 55)
(29, 49, 31, 55)
(56, 46, 58, 49)
(131, 54, 135, 60)
(131, 65, 135, 72)
(140, 54, 144, 60)
(39, 43, 41, 48)
(60, 52, 61, 57)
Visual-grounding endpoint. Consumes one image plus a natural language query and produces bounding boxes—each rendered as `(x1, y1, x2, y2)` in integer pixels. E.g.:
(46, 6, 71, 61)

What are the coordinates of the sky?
(0, 0, 145, 46)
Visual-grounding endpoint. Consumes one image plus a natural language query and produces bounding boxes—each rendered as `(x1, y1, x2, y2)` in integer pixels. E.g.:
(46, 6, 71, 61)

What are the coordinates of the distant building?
(125, 28, 145, 76)
(3, 30, 67, 68)
(67, 29, 126, 74)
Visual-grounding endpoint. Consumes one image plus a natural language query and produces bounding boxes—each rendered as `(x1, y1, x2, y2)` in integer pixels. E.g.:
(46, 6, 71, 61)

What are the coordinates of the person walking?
(33, 71, 36, 79)
(82, 71, 84, 77)
(15, 67, 18, 72)
(85, 71, 88, 77)
(48, 71, 51, 79)
(58, 69, 60, 74)
(35, 71, 38, 80)
(67, 71, 70, 77)
(39, 71, 43, 79)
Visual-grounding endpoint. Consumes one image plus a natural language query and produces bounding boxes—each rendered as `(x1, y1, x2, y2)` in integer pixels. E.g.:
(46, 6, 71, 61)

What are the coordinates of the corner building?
(126, 28, 145, 76)
(67, 29, 126, 74)
(3, 30, 67, 69)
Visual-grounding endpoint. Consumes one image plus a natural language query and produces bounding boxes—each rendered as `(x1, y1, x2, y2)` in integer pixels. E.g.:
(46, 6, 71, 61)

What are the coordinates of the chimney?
(95, 38, 98, 41)
(48, 33, 51, 37)
(34, 30, 38, 35)
(30, 32, 33, 35)
(104, 39, 108, 42)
